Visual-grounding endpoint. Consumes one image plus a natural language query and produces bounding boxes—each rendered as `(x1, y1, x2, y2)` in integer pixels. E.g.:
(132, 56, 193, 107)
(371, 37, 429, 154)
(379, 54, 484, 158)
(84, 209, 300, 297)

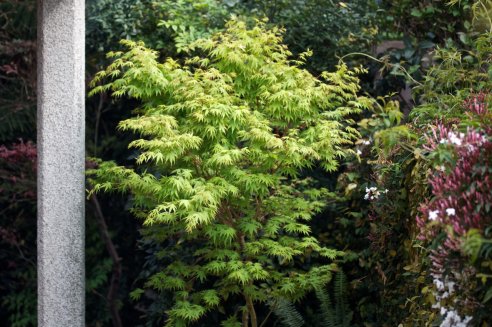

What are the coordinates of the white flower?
(438, 165, 446, 172)
(429, 210, 439, 221)
(356, 149, 362, 155)
(446, 281, 455, 293)
(448, 132, 462, 146)
(364, 186, 381, 200)
(440, 139, 448, 144)
(440, 309, 472, 327)
(446, 208, 456, 216)
(363, 139, 371, 145)
(432, 302, 441, 309)
(433, 278, 444, 291)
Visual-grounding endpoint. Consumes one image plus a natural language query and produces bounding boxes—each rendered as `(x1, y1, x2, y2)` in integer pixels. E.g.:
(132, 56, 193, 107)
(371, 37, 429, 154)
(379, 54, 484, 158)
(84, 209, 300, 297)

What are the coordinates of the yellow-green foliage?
(89, 19, 370, 327)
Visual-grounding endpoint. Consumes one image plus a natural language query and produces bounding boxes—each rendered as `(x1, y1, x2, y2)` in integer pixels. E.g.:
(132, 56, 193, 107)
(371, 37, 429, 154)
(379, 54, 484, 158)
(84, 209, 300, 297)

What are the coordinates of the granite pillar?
(37, 0, 85, 325)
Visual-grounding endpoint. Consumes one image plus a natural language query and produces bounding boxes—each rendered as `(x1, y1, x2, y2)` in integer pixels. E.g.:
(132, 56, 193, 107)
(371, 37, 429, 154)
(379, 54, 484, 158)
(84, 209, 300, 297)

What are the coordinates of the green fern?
(315, 287, 335, 327)
(272, 298, 305, 327)
(333, 271, 352, 327)
(273, 271, 352, 327)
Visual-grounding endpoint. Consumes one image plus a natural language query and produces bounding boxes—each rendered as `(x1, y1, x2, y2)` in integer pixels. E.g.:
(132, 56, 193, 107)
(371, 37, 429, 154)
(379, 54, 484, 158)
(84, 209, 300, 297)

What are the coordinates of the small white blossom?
(434, 278, 444, 291)
(446, 208, 456, 216)
(446, 281, 456, 293)
(429, 210, 439, 221)
(363, 139, 371, 145)
(448, 132, 462, 146)
(439, 132, 464, 146)
(364, 186, 381, 200)
(440, 309, 472, 327)
(356, 149, 362, 155)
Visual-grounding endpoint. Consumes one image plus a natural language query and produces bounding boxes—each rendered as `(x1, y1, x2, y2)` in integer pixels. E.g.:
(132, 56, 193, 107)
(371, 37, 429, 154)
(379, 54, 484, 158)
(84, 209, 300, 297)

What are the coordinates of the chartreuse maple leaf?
(89, 18, 370, 327)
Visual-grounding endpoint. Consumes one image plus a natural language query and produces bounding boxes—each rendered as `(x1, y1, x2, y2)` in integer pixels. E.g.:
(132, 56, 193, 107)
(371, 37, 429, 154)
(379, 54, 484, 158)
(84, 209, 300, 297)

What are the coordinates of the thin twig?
(338, 52, 424, 87)
(259, 306, 274, 327)
(93, 93, 104, 157)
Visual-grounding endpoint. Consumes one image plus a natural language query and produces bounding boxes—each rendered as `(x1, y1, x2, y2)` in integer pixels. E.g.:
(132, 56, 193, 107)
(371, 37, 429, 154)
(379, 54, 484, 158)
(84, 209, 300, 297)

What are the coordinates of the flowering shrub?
(415, 95, 492, 324)
(418, 126, 491, 238)
(327, 90, 492, 325)
(321, 96, 433, 325)
(417, 121, 492, 326)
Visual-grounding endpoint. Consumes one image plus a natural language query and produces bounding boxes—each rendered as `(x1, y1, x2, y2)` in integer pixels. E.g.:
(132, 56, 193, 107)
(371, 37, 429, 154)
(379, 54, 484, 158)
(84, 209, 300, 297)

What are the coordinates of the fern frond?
(271, 298, 305, 327)
(315, 288, 336, 327)
(334, 271, 352, 327)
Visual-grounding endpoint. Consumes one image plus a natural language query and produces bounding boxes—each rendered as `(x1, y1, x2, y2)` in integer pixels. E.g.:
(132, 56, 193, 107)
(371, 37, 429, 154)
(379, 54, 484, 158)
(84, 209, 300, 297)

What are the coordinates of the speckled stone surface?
(37, 0, 85, 325)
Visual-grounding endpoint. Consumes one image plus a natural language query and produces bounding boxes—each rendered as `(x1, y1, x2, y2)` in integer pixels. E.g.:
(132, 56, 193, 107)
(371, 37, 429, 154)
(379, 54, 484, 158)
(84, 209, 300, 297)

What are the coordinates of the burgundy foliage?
(417, 95, 492, 314)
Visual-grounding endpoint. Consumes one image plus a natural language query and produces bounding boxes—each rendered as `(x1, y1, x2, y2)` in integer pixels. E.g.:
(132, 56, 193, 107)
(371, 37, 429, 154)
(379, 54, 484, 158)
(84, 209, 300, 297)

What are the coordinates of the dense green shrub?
(88, 19, 372, 326)
(148, 0, 379, 72)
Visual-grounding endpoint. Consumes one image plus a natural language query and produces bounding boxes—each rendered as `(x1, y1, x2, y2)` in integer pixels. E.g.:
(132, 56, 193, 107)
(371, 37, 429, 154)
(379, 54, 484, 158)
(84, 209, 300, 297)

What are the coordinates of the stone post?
(37, 0, 85, 326)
